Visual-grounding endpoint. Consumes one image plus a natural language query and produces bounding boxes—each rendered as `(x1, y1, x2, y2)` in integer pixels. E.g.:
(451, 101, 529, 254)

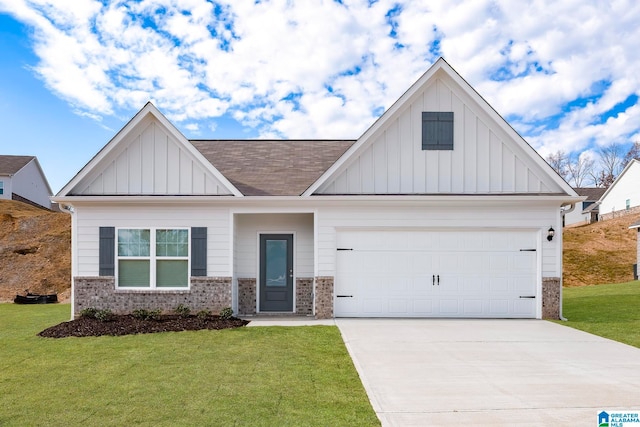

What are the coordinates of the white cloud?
(1, 0, 640, 165)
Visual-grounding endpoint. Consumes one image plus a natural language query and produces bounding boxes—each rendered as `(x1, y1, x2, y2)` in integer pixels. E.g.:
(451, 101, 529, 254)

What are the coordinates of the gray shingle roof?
(191, 140, 355, 196)
(0, 155, 34, 175)
(574, 187, 606, 201)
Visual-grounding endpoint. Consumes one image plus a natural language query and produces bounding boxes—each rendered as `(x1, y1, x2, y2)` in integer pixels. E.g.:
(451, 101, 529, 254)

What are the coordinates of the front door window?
(260, 234, 293, 311)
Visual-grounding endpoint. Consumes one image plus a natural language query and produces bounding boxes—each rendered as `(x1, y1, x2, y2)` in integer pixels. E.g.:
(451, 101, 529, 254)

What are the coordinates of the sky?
(1, 0, 639, 194)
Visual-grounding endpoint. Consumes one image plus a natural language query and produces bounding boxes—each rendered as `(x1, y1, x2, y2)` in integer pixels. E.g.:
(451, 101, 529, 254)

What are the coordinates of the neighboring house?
(0, 155, 52, 209)
(563, 187, 606, 227)
(598, 159, 640, 221)
(52, 58, 580, 320)
(630, 220, 640, 280)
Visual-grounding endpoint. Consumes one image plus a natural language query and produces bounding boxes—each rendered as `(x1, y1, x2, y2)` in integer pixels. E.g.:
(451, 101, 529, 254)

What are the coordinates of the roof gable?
(598, 159, 640, 204)
(0, 155, 34, 175)
(191, 140, 354, 196)
(305, 58, 577, 197)
(57, 103, 241, 197)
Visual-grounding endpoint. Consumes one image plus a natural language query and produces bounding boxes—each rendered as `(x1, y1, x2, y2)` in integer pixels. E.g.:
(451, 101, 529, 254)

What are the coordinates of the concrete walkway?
(336, 319, 640, 426)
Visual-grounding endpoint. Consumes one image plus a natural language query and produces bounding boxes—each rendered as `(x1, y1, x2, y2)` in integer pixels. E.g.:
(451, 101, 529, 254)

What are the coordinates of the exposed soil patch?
(0, 200, 71, 302)
(564, 213, 640, 287)
(39, 314, 250, 338)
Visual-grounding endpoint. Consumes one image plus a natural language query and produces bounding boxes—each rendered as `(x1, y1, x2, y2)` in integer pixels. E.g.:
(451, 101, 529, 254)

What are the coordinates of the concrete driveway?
(336, 319, 640, 426)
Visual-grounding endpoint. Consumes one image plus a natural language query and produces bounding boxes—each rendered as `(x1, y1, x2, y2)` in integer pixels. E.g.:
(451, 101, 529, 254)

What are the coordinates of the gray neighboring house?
(0, 155, 52, 209)
(630, 220, 640, 280)
(564, 187, 606, 227)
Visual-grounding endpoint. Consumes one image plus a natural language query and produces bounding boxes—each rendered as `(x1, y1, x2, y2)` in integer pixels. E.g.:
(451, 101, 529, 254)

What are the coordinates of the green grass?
(0, 304, 379, 427)
(559, 281, 640, 348)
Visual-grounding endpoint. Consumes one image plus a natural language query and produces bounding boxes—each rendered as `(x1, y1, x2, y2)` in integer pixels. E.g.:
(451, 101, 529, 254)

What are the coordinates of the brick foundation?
(542, 277, 561, 320)
(314, 276, 334, 319)
(73, 276, 232, 317)
(238, 278, 257, 315)
(295, 278, 313, 315)
(600, 205, 640, 221)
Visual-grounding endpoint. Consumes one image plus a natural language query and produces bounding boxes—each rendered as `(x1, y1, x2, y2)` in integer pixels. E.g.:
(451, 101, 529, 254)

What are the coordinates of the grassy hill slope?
(0, 200, 70, 302)
(563, 213, 640, 287)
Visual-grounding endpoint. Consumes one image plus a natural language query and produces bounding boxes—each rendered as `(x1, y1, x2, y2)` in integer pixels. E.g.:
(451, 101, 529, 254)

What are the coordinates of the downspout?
(558, 202, 575, 321)
(57, 203, 76, 320)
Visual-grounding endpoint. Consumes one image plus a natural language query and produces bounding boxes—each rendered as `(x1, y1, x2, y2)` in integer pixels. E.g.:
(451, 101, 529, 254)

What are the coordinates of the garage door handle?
(337, 295, 353, 298)
(437, 275, 440, 286)
(432, 275, 435, 286)
(519, 296, 536, 299)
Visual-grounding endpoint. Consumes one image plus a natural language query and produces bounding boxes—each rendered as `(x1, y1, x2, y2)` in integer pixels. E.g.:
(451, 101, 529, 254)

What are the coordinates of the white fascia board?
(52, 193, 584, 206)
(597, 159, 640, 203)
(56, 103, 243, 197)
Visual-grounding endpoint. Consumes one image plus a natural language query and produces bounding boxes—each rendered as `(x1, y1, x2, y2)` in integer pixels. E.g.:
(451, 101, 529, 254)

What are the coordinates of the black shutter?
(191, 227, 207, 276)
(99, 227, 115, 276)
(422, 111, 453, 150)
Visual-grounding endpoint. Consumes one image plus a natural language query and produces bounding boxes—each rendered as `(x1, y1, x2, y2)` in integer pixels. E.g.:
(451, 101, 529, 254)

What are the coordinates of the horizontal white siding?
(234, 213, 314, 278)
(74, 204, 231, 277)
(76, 117, 232, 196)
(600, 161, 640, 215)
(317, 73, 562, 195)
(317, 202, 560, 278)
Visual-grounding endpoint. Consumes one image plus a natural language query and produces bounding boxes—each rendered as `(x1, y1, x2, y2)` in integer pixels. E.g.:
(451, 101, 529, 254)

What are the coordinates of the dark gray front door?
(260, 234, 293, 312)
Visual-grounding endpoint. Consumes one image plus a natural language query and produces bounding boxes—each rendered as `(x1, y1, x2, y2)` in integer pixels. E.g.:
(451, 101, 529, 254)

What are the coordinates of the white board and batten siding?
(316, 71, 561, 196)
(73, 117, 233, 196)
(74, 204, 232, 277)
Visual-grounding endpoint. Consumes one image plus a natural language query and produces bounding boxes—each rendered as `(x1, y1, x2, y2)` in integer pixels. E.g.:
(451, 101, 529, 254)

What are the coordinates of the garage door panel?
(463, 299, 484, 315)
(490, 299, 509, 315)
(335, 230, 538, 318)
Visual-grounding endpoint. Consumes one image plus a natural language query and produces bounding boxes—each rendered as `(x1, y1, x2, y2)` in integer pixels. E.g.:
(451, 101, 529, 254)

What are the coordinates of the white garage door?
(335, 230, 538, 318)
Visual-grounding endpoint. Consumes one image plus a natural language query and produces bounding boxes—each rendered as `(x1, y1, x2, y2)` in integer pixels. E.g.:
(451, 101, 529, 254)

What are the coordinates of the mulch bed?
(39, 314, 250, 338)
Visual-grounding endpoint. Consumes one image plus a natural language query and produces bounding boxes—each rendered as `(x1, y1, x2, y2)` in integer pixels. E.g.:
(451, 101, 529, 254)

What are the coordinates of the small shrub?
(94, 309, 113, 322)
(219, 307, 233, 320)
(132, 308, 162, 320)
(196, 309, 211, 319)
(79, 307, 98, 318)
(174, 304, 191, 317)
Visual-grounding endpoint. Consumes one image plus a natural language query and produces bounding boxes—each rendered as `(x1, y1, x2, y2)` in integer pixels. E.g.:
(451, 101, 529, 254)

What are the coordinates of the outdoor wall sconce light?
(547, 226, 555, 242)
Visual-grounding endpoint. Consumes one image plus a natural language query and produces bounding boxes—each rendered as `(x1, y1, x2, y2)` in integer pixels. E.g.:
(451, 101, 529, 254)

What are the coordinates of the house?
(630, 220, 640, 280)
(598, 159, 640, 220)
(563, 187, 605, 227)
(0, 155, 52, 209)
(52, 58, 581, 320)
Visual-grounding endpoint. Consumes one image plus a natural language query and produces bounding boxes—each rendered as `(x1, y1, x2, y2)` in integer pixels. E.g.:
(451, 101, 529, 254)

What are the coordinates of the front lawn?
(0, 304, 379, 427)
(560, 281, 640, 348)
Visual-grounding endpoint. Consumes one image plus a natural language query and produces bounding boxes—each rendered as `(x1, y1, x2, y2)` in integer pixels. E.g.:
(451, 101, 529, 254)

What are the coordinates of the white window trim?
(115, 227, 191, 290)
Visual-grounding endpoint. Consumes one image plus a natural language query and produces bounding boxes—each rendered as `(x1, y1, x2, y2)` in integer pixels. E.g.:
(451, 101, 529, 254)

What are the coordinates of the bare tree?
(599, 142, 624, 181)
(589, 169, 616, 188)
(623, 141, 640, 165)
(546, 150, 569, 180)
(566, 153, 594, 187)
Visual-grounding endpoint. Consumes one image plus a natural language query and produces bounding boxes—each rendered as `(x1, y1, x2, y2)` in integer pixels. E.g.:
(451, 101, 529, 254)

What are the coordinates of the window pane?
(118, 260, 150, 287)
(157, 260, 188, 287)
(118, 229, 150, 256)
(266, 240, 287, 287)
(156, 229, 188, 257)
